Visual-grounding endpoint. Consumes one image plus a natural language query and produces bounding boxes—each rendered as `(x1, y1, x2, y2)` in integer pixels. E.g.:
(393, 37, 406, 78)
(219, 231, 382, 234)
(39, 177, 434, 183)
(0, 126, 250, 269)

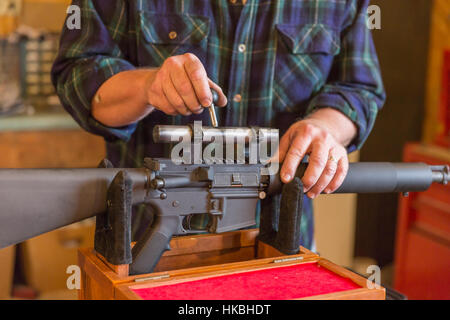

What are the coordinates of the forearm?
(90, 54, 227, 128)
(305, 108, 358, 148)
(91, 69, 157, 127)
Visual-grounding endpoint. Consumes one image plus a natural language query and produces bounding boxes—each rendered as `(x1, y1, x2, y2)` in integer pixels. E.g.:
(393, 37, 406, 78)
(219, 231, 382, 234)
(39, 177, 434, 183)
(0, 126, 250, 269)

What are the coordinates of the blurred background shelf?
(0, 111, 79, 132)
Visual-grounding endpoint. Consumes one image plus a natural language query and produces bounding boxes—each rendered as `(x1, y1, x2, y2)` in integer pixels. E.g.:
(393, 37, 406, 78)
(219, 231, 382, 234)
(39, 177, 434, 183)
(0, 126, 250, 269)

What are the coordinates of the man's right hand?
(91, 53, 226, 127)
(146, 53, 227, 116)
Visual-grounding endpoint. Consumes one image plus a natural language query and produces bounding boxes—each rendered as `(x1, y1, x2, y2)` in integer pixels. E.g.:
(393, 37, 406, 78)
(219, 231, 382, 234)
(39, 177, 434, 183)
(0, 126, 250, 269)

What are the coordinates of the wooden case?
(78, 229, 385, 300)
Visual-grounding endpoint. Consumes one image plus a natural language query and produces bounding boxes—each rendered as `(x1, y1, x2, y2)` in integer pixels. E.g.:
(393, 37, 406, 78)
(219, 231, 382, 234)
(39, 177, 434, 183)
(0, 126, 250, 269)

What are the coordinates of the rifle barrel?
(268, 162, 448, 195)
(335, 162, 447, 193)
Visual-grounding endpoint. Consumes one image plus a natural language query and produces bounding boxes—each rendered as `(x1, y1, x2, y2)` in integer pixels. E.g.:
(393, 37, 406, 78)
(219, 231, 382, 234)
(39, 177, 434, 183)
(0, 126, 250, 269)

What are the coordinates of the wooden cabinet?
(0, 246, 15, 299)
(79, 230, 386, 300)
(394, 143, 450, 299)
(0, 129, 105, 168)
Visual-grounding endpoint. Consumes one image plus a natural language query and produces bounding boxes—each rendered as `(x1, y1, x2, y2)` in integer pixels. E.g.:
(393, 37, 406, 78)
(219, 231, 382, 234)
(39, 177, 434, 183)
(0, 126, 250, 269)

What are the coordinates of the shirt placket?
(225, 0, 258, 126)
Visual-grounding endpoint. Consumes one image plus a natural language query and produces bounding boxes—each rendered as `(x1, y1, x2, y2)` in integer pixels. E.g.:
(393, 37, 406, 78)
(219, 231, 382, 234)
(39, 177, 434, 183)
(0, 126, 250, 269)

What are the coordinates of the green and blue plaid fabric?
(52, 0, 385, 249)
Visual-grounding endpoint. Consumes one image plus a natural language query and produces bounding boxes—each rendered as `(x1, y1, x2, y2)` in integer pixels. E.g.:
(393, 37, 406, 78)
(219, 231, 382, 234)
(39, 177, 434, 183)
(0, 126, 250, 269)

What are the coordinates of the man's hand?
(277, 108, 357, 199)
(146, 53, 227, 116)
(91, 53, 226, 127)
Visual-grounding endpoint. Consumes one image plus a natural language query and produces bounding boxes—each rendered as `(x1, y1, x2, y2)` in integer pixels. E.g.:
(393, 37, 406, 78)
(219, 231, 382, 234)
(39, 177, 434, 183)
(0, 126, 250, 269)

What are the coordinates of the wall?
(0, 0, 70, 36)
(20, 0, 71, 32)
(314, 152, 359, 267)
(354, 0, 433, 267)
(423, 0, 450, 144)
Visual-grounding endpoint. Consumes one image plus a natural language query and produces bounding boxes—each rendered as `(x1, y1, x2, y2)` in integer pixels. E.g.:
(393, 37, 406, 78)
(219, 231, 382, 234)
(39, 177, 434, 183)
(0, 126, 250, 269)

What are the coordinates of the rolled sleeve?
(51, 0, 137, 142)
(305, 0, 386, 152)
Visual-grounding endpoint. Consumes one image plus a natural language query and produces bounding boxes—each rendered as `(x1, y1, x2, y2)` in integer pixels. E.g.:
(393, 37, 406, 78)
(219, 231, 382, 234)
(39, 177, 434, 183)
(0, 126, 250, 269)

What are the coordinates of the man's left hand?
(276, 108, 358, 199)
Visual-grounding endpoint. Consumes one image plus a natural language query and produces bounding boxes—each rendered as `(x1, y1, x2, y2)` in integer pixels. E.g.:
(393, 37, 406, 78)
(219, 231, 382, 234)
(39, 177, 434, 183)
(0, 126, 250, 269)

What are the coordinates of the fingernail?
(282, 173, 291, 182)
(308, 192, 316, 199)
(324, 188, 330, 194)
(202, 99, 211, 106)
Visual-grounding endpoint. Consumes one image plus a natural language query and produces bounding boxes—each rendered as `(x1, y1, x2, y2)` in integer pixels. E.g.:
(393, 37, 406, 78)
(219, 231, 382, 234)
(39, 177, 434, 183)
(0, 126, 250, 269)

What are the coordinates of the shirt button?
(233, 94, 242, 103)
(238, 44, 246, 52)
(169, 31, 177, 40)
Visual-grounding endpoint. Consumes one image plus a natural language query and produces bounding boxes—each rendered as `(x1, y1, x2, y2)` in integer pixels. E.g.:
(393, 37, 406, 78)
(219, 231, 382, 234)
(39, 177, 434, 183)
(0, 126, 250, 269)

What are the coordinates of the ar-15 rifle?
(0, 124, 448, 275)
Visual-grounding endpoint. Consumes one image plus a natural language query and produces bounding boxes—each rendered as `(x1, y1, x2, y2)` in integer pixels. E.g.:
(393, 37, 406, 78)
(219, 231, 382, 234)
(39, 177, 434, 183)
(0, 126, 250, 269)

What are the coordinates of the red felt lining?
(132, 262, 361, 300)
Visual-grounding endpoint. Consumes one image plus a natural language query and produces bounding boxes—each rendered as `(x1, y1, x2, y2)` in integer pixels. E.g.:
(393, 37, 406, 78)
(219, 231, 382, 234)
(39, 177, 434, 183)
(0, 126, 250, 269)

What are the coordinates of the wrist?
(141, 68, 157, 104)
(305, 107, 357, 146)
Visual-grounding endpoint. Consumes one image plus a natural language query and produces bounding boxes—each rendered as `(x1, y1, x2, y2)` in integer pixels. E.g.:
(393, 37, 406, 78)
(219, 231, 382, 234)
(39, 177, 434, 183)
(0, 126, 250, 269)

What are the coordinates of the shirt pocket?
(276, 23, 340, 55)
(272, 23, 341, 113)
(137, 11, 210, 67)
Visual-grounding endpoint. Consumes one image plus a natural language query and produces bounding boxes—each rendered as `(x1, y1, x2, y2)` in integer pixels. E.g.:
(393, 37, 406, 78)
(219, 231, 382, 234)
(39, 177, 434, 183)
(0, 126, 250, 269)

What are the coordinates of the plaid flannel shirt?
(52, 0, 385, 249)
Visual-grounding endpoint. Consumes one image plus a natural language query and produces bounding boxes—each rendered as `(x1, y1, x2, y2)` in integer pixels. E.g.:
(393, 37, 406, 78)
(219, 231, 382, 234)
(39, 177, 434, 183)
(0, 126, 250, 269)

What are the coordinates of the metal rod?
(208, 105, 218, 127)
(208, 90, 219, 127)
(153, 125, 279, 144)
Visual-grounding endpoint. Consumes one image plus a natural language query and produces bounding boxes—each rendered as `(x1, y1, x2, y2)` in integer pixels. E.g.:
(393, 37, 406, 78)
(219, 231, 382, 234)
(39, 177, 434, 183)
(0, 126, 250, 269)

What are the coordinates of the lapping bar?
(153, 125, 279, 144)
